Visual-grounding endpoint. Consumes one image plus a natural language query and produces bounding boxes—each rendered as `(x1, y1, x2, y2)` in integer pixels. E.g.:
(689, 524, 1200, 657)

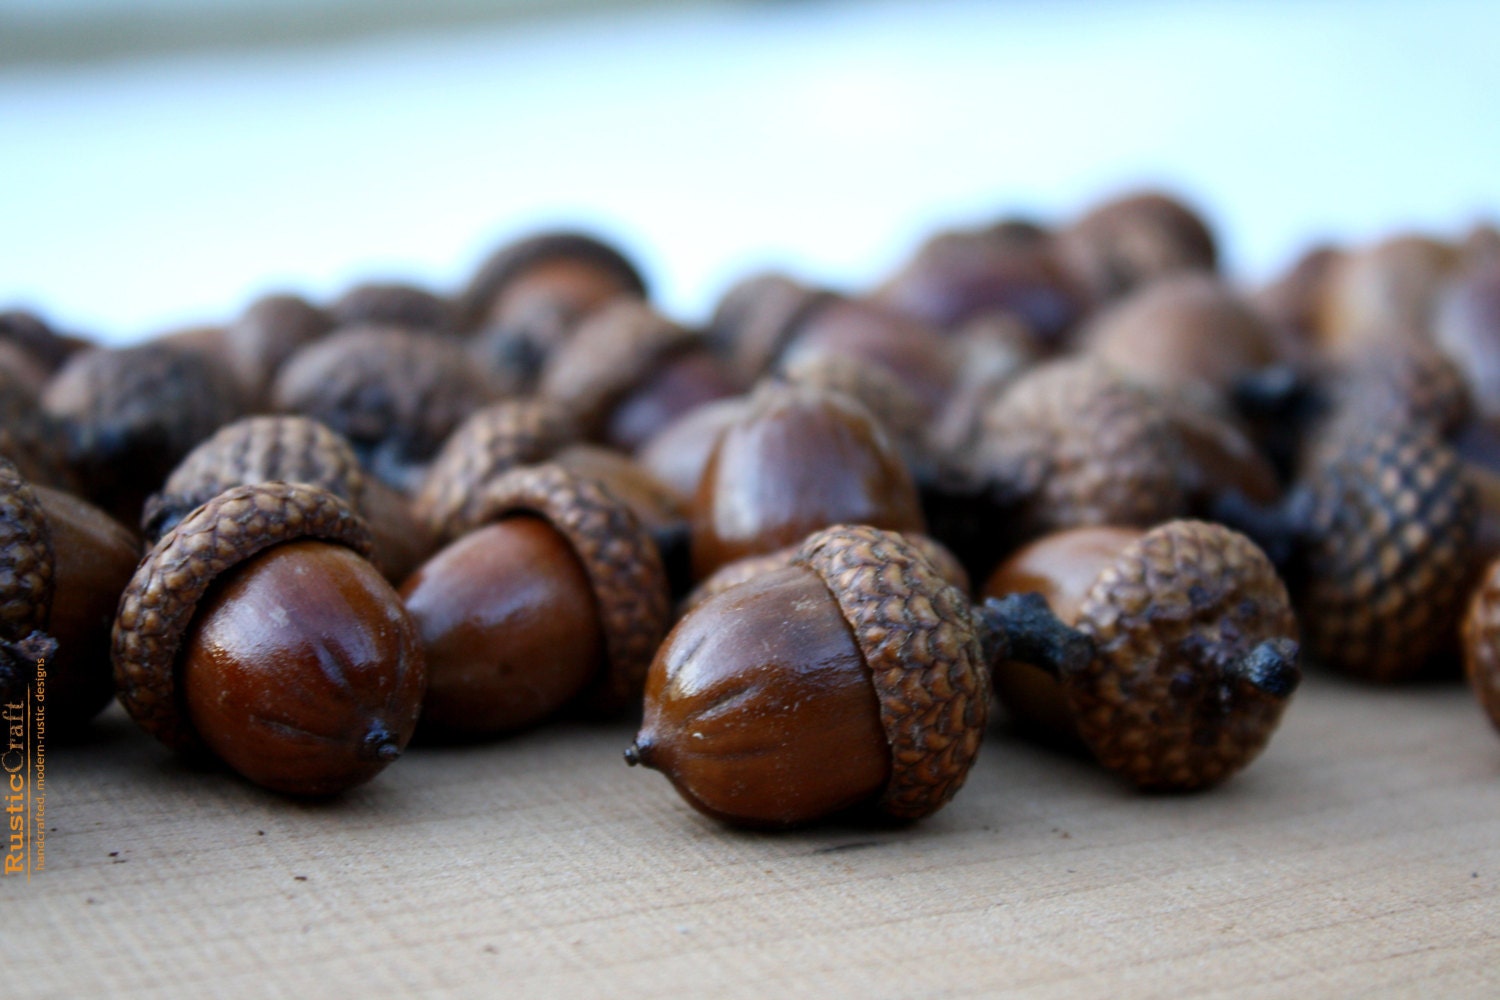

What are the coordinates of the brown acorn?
(634, 396, 748, 505)
(1254, 244, 1345, 344)
(1316, 234, 1461, 354)
(689, 381, 924, 579)
(143, 416, 436, 585)
(330, 281, 453, 332)
(42, 343, 246, 524)
(461, 231, 648, 393)
(707, 272, 830, 386)
(1055, 190, 1218, 302)
(0, 456, 145, 729)
(1218, 423, 1475, 681)
(219, 293, 333, 406)
(271, 325, 497, 494)
(1080, 273, 1291, 404)
(113, 482, 426, 796)
(982, 520, 1300, 790)
(537, 300, 738, 451)
(0, 367, 78, 492)
(1434, 257, 1500, 421)
(872, 223, 1088, 348)
(627, 525, 990, 827)
(399, 464, 669, 736)
(1461, 559, 1500, 734)
(779, 352, 932, 474)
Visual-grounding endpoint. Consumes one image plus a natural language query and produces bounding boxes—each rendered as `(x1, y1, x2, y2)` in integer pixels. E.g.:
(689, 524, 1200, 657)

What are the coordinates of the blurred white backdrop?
(2, 0, 1497, 342)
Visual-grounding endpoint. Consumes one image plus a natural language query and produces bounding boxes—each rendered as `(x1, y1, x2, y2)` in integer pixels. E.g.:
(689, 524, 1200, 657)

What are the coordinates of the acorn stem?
(0, 631, 58, 693)
(360, 726, 401, 763)
(975, 593, 1095, 680)
(623, 741, 649, 768)
(1208, 488, 1304, 572)
(1229, 638, 1302, 699)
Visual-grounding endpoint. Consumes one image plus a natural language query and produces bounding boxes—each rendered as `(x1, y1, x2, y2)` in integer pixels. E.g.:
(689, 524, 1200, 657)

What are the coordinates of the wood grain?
(7, 675, 1500, 998)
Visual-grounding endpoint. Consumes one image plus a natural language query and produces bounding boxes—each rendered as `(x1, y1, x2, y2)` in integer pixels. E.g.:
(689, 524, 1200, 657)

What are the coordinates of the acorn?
(399, 464, 669, 736)
(983, 520, 1300, 790)
(689, 381, 924, 579)
(1055, 190, 1218, 302)
(537, 300, 738, 452)
(1253, 244, 1345, 345)
(1433, 257, 1500, 421)
(113, 482, 425, 796)
(1080, 273, 1292, 406)
(330, 281, 453, 332)
(461, 231, 648, 393)
(706, 272, 831, 386)
(0, 368, 78, 492)
(627, 525, 992, 827)
(779, 351, 932, 475)
(42, 343, 245, 524)
(0, 456, 139, 729)
(142, 416, 436, 585)
(219, 293, 333, 407)
(1461, 558, 1500, 734)
(1216, 423, 1475, 681)
(872, 224, 1088, 348)
(634, 396, 747, 506)
(1316, 234, 1461, 353)
(271, 325, 498, 494)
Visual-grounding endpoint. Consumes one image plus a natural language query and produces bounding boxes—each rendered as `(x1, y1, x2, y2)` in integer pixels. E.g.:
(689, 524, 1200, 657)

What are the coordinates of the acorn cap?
(330, 282, 453, 332)
(458, 231, 648, 333)
(0, 455, 56, 639)
(271, 326, 497, 485)
(1461, 559, 1500, 733)
(144, 416, 370, 542)
(683, 531, 970, 617)
(1294, 425, 1475, 681)
(972, 357, 1187, 540)
(112, 482, 375, 753)
(1325, 334, 1471, 447)
(451, 463, 670, 716)
(413, 399, 579, 542)
(537, 301, 700, 435)
(793, 524, 990, 820)
(1063, 520, 1300, 790)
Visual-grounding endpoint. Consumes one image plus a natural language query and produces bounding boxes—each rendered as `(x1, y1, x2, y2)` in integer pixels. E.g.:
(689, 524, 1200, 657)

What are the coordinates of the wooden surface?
(8, 675, 1500, 999)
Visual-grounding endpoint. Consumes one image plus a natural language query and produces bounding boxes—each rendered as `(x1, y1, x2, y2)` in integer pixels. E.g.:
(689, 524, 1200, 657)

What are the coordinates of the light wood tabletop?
(8, 673, 1498, 998)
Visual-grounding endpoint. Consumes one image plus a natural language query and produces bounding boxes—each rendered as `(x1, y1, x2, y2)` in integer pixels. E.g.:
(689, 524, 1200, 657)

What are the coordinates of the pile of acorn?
(4, 191, 1500, 827)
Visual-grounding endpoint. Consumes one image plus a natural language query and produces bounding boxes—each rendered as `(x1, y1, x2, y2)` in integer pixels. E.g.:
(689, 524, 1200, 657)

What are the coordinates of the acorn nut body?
(113, 482, 426, 796)
(629, 525, 989, 828)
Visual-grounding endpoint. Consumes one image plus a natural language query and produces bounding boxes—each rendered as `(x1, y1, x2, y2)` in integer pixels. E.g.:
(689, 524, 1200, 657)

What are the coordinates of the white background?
(2, 0, 1497, 342)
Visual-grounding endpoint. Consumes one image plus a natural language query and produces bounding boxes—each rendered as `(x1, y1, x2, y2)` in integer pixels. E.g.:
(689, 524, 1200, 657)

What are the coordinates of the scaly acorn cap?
(457, 231, 648, 333)
(1295, 425, 1474, 681)
(0, 456, 59, 703)
(537, 301, 700, 437)
(1056, 520, 1300, 790)
(792, 524, 990, 820)
(1461, 559, 1500, 734)
(451, 463, 670, 716)
(972, 357, 1187, 539)
(413, 399, 579, 542)
(112, 482, 374, 753)
(682, 531, 970, 618)
(143, 416, 370, 542)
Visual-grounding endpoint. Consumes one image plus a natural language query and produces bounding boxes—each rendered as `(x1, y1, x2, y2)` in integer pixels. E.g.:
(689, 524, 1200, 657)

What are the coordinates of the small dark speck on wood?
(294, 875, 308, 882)
(813, 841, 880, 855)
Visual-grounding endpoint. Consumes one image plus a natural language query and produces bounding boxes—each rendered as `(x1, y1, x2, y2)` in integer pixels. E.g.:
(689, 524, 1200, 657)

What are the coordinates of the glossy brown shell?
(1066, 520, 1299, 790)
(537, 301, 699, 434)
(144, 416, 369, 541)
(707, 273, 832, 385)
(781, 352, 931, 461)
(1461, 560, 1500, 733)
(452, 464, 670, 715)
(458, 231, 648, 333)
(1295, 426, 1475, 681)
(794, 524, 990, 820)
(412, 399, 578, 542)
(973, 358, 1186, 538)
(0, 456, 55, 642)
(112, 482, 374, 753)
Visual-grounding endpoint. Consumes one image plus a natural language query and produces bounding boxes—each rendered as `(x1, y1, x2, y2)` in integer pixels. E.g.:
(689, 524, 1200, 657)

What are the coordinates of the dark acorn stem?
(975, 593, 1095, 680)
(623, 741, 651, 768)
(0, 631, 59, 697)
(1208, 488, 1306, 573)
(361, 726, 401, 763)
(1228, 637, 1302, 699)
